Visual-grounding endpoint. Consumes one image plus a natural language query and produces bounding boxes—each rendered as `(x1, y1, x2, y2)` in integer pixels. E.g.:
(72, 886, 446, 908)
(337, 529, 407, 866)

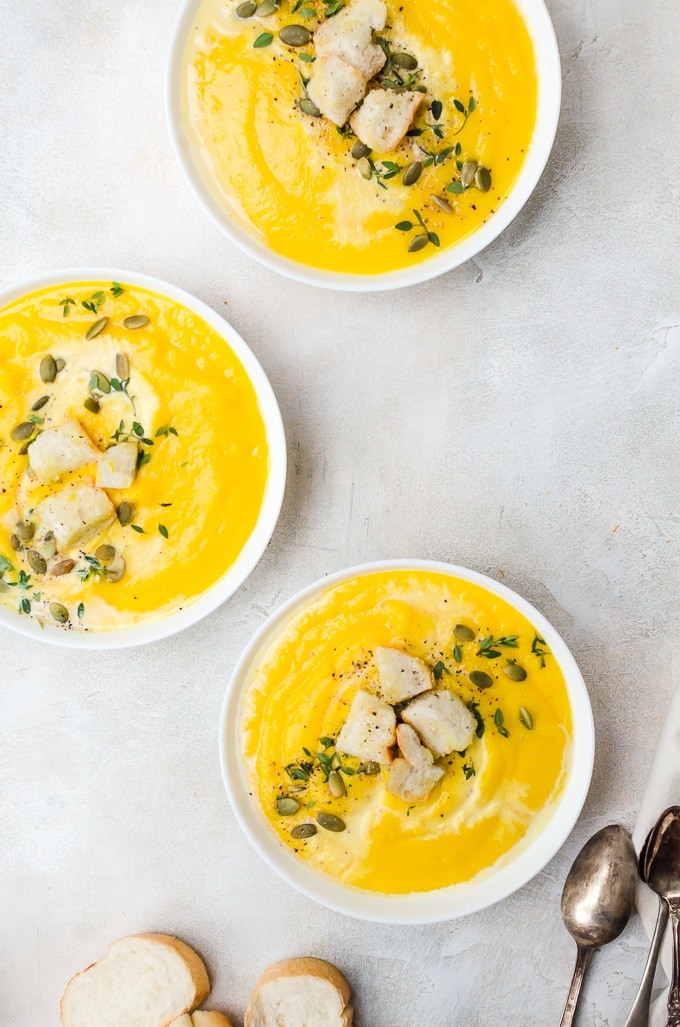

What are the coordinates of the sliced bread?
(171, 1013, 234, 1027)
(245, 957, 353, 1027)
(60, 933, 210, 1027)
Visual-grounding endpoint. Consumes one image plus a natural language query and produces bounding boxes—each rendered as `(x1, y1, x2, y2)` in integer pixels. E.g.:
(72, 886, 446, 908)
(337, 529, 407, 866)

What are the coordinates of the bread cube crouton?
(36, 484, 116, 552)
(28, 421, 100, 482)
(96, 442, 138, 490)
(374, 646, 433, 704)
(350, 89, 422, 152)
(396, 722, 434, 769)
(314, 0, 387, 79)
(307, 55, 367, 127)
(387, 757, 444, 803)
(401, 690, 476, 758)
(336, 689, 396, 765)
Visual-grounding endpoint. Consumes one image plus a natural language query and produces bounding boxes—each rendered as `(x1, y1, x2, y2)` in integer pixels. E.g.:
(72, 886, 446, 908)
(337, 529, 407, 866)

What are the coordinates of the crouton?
(374, 646, 432, 704)
(387, 757, 444, 803)
(336, 689, 396, 765)
(401, 690, 476, 757)
(36, 483, 116, 552)
(350, 89, 422, 152)
(97, 441, 138, 490)
(307, 55, 367, 127)
(28, 421, 99, 482)
(396, 722, 434, 769)
(314, 0, 387, 80)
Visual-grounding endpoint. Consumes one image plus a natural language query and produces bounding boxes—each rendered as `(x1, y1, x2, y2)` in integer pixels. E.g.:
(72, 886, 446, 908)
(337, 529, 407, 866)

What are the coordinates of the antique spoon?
(644, 806, 680, 1026)
(559, 824, 638, 1026)
(623, 809, 672, 1027)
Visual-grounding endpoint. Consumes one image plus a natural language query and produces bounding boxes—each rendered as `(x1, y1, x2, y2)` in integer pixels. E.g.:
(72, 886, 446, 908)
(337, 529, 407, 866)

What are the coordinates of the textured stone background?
(1, 0, 679, 1023)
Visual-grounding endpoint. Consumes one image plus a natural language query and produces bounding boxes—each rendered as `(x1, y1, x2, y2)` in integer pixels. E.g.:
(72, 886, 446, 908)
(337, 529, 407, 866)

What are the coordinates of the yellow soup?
(242, 569, 572, 894)
(0, 282, 269, 632)
(183, 0, 537, 274)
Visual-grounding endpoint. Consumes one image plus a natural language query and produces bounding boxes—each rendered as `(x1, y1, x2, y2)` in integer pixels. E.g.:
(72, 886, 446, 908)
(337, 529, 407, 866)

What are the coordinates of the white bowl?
(0, 268, 286, 649)
(167, 0, 561, 292)
(220, 560, 594, 923)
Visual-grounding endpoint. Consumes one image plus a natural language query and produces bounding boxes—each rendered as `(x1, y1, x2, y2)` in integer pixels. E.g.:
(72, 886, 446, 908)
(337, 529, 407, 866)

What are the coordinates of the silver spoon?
(559, 824, 638, 1026)
(643, 806, 680, 1026)
(623, 808, 673, 1027)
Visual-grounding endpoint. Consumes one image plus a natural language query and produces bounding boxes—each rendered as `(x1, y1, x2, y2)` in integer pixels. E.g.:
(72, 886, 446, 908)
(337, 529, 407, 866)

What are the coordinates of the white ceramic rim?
(167, 0, 562, 292)
(0, 267, 287, 650)
(220, 559, 594, 923)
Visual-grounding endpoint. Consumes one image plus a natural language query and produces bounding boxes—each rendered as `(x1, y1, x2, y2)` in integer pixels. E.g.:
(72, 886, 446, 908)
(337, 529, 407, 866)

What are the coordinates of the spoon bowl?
(644, 806, 680, 1025)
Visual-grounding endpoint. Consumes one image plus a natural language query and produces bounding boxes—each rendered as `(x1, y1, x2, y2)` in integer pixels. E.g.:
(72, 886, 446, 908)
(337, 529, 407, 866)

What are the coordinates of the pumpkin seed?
(257, 0, 277, 14)
(91, 371, 111, 394)
(413, 84, 428, 93)
(31, 394, 50, 411)
(460, 160, 478, 188)
(408, 233, 429, 252)
(41, 533, 57, 559)
(357, 157, 372, 180)
(299, 97, 322, 117)
(391, 52, 418, 70)
(115, 352, 129, 379)
(291, 823, 317, 839)
(49, 602, 69, 624)
(279, 24, 311, 45)
(27, 550, 47, 575)
(432, 194, 454, 214)
(454, 623, 476, 641)
(316, 812, 346, 832)
(12, 421, 35, 441)
(123, 314, 149, 330)
(328, 770, 345, 798)
(40, 355, 57, 383)
(95, 544, 116, 564)
(475, 165, 491, 192)
(10, 534, 21, 551)
(15, 521, 35, 542)
(117, 501, 135, 526)
(358, 761, 380, 776)
(52, 559, 75, 577)
(277, 797, 300, 816)
(86, 316, 109, 340)
(470, 670, 493, 690)
(402, 161, 423, 186)
(0, 579, 9, 593)
(105, 555, 126, 583)
(84, 396, 100, 414)
(503, 663, 527, 682)
(236, 0, 257, 16)
(18, 440, 34, 455)
(55, 358, 66, 372)
(351, 140, 371, 160)
(519, 707, 533, 730)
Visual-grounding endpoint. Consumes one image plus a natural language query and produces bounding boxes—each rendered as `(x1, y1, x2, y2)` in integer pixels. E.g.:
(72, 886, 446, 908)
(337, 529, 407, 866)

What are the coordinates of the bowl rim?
(0, 266, 287, 650)
(167, 0, 562, 292)
(220, 559, 595, 923)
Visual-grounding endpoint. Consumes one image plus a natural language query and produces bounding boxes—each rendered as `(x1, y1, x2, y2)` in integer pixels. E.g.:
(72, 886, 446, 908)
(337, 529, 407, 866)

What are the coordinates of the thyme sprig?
(476, 635, 519, 659)
(285, 736, 356, 785)
(532, 634, 550, 668)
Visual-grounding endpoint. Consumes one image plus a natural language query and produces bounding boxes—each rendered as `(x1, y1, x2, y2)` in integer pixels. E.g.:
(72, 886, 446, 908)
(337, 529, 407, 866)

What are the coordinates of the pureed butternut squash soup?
(242, 569, 572, 894)
(183, 0, 538, 274)
(0, 282, 268, 632)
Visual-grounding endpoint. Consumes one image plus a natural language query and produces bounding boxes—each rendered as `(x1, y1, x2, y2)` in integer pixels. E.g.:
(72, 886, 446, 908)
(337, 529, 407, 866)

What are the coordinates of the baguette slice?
(171, 1014, 234, 1027)
(245, 957, 353, 1027)
(60, 933, 210, 1027)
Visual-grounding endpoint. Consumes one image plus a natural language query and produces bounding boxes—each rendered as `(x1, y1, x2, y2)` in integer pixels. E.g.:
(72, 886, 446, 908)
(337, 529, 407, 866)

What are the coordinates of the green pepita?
(31, 395, 50, 411)
(84, 397, 100, 414)
(10, 534, 21, 551)
(431, 194, 454, 214)
(12, 422, 35, 442)
(91, 371, 111, 394)
(357, 157, 372, 180)
(299, 97, 322, 117)
(291, 823, 317, 839)
(15, 521, 35, 542)
(328, 770, 345, 798)
(460, 160, 478, 188)
(256, 0, 277, 14)
(475, 165, 491, 192)
(391, 52, 418, 70)
(402, 161, 423, 186)
(454, 623, 476, 641)
(279, 24, 311, 46)
(55, 358, 66, 372)
(49, 602, 69, 624)
(51, 559, 75, 577)
(470, 670, 493, 690)
(117, 501, 135, 526)
(41, 533, 57, 560)
(316, 812, 346, 832)
(277, 797, 301, 816)
(40, 355, 57, 383)
(105, 555, 126, 583)
(123, 315, 149, 330)
(408, 234, 429, 252)
(0, 579, 9, 593)
(27, 550, 47, 575)
(18, 440, 33, 455)
(358, 761, 380, 776)
(519, 707, 534, 730)
(86, 316, 109, 341)
(503, 663, 527, 682)
(115, 352, 130, 379)
(95, 544, 116, 564)
(351, 140, 371, 160)
(236, 0, 257, 16)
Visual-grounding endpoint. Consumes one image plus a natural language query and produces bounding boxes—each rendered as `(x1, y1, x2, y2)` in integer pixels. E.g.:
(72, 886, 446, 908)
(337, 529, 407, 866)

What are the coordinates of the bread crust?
(245, 957, 353, 1027)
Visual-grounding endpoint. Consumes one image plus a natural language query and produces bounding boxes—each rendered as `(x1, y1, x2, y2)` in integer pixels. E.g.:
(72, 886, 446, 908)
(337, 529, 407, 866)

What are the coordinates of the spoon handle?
(559, 945, 593, 1026)
(668, 899, 680, 1027)
(623, 898, 668, 1027)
